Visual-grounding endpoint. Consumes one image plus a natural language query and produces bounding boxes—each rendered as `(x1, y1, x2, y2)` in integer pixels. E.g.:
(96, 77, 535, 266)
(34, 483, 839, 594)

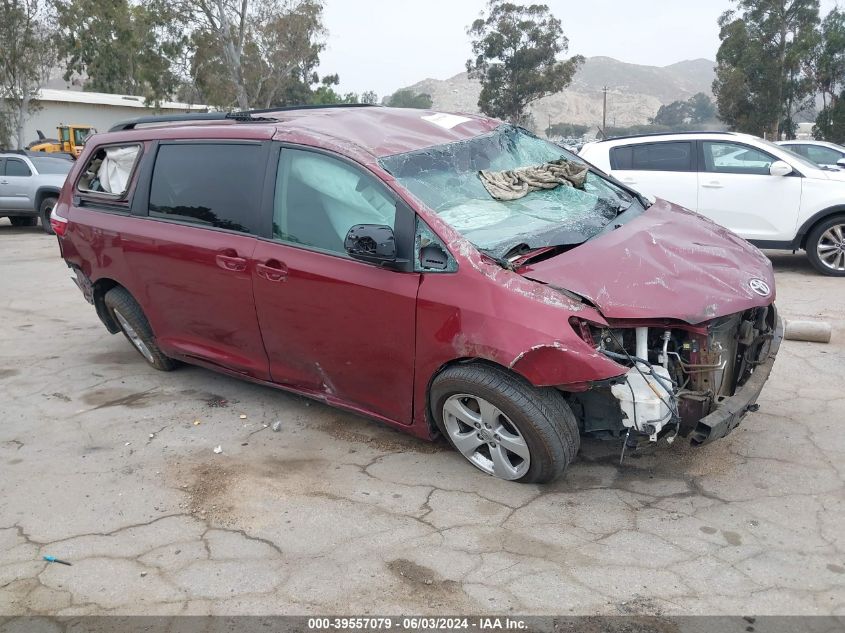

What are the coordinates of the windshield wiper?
(479, 249, 514, 270)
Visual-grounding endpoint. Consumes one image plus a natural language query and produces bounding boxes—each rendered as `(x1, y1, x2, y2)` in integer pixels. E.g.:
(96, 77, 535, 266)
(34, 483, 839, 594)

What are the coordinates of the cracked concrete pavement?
(0, 220, 844, 616)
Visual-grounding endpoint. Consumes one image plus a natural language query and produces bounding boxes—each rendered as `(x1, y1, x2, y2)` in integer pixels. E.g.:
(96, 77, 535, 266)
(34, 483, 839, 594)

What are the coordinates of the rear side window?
(149, 143, 263, 234)
(804, 145, 843, 165)
(610, 142, 693, 172)
(5, 159, 32, 177)
(29, 157, 72, 175)
(78, 144, 141, 196)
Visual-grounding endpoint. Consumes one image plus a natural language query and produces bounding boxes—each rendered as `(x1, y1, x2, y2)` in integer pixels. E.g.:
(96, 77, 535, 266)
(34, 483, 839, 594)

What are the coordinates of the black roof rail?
(108, 103, 381, 132)
(596, 130, 735, 143)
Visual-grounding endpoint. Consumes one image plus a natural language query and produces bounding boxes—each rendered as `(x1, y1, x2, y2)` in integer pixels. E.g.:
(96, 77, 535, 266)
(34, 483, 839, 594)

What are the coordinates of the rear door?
(251, 146, 420, 423)
(697, 140, 802, 241)
(121, 141, 271, 378)
(607, 141, 699, 210)
(1, 158, 35, 210)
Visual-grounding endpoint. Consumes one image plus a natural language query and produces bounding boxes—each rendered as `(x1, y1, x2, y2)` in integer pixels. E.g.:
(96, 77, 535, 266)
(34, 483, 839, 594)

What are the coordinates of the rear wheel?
(430, 363, 579, 483)
(103, 287, 176, 371)
(9, 216, 37, 227)
(806, 215, 845, 276)
(39, 197, 57, 235)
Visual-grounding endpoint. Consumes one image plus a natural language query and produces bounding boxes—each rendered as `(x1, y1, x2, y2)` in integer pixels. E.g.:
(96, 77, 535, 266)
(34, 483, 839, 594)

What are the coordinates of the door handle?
(0, 180, 8, 185)
(215, 250, 247, 272)
(702, 182, 724, 189)
(256, 259, 288, 282)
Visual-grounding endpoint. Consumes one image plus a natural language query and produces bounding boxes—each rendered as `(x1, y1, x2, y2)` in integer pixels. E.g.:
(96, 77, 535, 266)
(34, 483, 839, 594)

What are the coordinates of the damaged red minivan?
(53, 105, 782, 483)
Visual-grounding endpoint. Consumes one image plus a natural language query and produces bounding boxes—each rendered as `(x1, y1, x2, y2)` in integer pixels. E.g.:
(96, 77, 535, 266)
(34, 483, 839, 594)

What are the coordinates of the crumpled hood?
(519, 199, 776, 324)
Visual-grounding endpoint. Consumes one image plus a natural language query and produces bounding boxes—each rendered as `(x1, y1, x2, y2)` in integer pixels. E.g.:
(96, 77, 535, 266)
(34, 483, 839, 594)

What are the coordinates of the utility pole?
(602, 86, 609, 134)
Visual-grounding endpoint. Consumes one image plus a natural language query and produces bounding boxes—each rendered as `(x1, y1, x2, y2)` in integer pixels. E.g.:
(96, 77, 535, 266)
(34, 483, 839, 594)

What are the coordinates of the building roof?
(36, 88, 207, 112)
(102, 106, 503, 161)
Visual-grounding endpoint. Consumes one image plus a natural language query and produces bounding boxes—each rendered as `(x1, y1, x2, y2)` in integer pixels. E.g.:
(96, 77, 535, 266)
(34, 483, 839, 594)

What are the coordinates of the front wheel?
(430, 363, 580, 483)
(39, 197, 57, 235)
(103, 287, 176, 371)
(806, 215, 845, 276)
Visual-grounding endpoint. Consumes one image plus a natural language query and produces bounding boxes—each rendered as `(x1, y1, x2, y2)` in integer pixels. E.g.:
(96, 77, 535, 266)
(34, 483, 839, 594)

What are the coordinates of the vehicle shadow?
(0, 218, 49, 234)
(763, 249, 817, 275)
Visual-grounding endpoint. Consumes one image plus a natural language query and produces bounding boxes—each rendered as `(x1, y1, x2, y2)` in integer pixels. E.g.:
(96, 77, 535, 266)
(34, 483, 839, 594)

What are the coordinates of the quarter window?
(273, 149, 397, 255)
(5, 159, 31, 177)
(702, 142, 775, 175)
(149, 143, 263, 234)
(610, 142, 693, 172)
(78, 144, 141, 196)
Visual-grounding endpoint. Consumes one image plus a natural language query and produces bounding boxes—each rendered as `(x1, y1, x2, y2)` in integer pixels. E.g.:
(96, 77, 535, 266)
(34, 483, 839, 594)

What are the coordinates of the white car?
(778, 139, 845, 171)
(579, 131, 845, 276)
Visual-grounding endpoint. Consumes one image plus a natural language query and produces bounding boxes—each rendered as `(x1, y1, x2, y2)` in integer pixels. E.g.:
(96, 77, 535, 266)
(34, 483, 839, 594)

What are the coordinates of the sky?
(317, 0, 840, 98)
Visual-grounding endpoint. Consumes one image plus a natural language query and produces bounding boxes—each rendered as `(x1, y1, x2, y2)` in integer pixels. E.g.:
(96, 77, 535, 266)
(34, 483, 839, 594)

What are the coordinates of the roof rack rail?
(597, 130, 735, 142)
(108, 103, 381, 132)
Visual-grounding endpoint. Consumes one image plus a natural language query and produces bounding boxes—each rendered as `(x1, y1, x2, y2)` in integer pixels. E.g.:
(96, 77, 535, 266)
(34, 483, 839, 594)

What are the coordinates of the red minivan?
(53, 105, 782, 483)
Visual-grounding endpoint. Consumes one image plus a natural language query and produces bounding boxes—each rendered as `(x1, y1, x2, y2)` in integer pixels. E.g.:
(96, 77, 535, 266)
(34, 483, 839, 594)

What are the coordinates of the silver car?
(0, 152, 72, 233)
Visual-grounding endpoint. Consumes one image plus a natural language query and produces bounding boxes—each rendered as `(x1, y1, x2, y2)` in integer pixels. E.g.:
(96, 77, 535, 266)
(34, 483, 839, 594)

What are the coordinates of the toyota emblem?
(749, 278, 771, 296)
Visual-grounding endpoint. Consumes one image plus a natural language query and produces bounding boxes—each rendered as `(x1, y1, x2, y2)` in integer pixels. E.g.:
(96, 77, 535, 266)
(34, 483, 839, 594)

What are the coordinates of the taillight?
(51, 205, 69, 237)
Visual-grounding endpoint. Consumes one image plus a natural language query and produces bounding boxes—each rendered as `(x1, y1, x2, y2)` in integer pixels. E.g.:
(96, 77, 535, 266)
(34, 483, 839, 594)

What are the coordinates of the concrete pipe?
(783, 319, 832, 344)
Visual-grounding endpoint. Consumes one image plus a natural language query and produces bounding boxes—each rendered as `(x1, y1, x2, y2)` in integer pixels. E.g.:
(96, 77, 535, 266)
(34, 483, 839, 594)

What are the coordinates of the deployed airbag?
(97, 146, 139, 194)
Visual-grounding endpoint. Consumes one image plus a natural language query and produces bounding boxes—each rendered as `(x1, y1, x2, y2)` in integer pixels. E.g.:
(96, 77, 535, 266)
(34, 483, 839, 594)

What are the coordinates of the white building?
(7, 88, 208, 148)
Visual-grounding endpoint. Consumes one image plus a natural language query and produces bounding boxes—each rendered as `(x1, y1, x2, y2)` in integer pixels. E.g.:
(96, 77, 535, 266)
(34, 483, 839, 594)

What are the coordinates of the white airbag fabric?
(97, 146, 139, 194)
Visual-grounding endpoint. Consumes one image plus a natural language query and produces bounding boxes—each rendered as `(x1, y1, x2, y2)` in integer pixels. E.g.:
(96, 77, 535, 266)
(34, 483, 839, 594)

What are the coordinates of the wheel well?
(34, 189, 59, 211)
(92, 278, 121, 333)
(424, 357, 524, 437)
(800, 210, 845, 250)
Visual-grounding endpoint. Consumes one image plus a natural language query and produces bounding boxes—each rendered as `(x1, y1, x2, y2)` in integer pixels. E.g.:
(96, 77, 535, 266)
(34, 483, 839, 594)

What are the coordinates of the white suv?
(579, 131, 845, 276)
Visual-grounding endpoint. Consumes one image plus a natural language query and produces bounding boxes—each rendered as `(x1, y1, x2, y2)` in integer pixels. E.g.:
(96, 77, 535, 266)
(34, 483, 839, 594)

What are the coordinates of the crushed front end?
(568, 305, 783, 448)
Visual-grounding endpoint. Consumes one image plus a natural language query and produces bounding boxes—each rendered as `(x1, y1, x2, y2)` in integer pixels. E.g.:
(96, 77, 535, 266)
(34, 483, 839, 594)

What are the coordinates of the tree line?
(715, 0, 845, 142)
(0, 0, 437, 148)
(4, 0, 845, 149)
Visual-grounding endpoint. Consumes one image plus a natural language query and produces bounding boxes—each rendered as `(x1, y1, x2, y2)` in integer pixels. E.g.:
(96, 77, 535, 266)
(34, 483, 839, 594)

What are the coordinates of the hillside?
(401, 56, 716, 128)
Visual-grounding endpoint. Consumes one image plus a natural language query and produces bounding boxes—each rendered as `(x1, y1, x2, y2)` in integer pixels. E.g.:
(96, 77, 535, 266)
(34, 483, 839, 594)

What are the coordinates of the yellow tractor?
(28, 124, 96, 158)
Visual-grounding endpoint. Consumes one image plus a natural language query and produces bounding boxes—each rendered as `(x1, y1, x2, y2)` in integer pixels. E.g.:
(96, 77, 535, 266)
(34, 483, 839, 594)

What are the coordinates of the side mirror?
(770, 161, 793, 177)
(344, 224, 396, 264)
(836, 158, 845, 168)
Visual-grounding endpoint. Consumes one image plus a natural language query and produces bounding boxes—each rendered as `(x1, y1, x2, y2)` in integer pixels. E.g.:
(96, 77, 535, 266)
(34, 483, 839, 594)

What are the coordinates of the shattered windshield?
(380, 125, 640, 258)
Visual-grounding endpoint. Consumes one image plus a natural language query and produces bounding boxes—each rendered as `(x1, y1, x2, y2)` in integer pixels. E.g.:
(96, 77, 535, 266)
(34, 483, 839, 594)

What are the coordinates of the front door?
(122, 141, 271, 378)
(251, 147, 419, 423)
(697, 141, 802, 241)
(0, 158, 35, 210)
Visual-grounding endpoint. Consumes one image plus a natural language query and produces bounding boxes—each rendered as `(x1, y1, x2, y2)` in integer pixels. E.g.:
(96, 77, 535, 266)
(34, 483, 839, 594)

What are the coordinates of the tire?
(806, 215, 845, 276)
(103, 287, 176, 371)
(39, 197, 57, 235)
(430, 363, 580, 483)
(9, 216, 37, 227)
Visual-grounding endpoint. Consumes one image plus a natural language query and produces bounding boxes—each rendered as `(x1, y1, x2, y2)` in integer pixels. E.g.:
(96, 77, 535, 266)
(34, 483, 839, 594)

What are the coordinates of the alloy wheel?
(442, 394, 531, 480)
(816, 223, 845, 272)
(113, 308, 156, 364)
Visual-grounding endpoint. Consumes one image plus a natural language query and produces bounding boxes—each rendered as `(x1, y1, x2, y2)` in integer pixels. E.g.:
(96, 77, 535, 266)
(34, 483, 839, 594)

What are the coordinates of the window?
(703, 142, 775, 175)
(273, 149, 397, 255)
(804, 145, 843, 166)
(5, 159, 31, 177)
(149, 143, 263, 234)
(610, 142, 693, 172)
(29, 157, 72, 175)
(78, 144, 140, 196)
